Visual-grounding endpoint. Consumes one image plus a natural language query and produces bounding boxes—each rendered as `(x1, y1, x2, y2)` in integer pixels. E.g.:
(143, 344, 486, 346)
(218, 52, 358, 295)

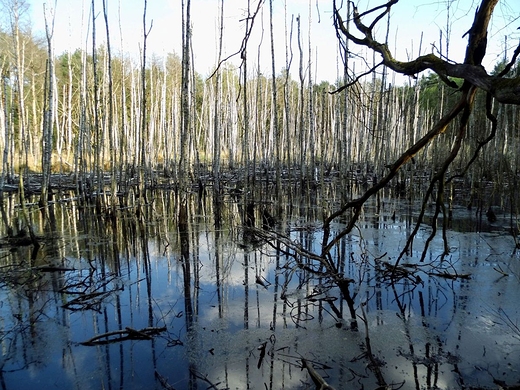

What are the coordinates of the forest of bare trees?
(0, 0, 517, 282)
(0, 0, 517, 212)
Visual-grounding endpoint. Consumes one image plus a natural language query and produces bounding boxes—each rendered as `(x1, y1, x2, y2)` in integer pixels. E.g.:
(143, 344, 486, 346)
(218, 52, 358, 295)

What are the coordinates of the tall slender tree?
(213, 0, 224, 191)
(41, 1, 57, 211)
(180, 0, 192, 185)
(268, 0, 281, 196)
(139, 0, 152, 208)
(102, 0, 117, 210)
(91, 0, 101, 199)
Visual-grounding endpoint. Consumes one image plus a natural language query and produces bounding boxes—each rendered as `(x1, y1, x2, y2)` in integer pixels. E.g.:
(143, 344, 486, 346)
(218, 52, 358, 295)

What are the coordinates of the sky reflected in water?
(0, 188, 519, 389)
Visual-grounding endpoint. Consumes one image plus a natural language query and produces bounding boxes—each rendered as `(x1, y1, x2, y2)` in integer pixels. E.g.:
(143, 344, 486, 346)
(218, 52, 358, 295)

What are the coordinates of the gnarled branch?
(333, 0, 520, 104)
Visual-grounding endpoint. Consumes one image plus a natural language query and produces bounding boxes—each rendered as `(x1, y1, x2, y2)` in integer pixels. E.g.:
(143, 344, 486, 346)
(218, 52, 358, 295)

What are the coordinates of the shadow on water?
(0, 184, 518, 389)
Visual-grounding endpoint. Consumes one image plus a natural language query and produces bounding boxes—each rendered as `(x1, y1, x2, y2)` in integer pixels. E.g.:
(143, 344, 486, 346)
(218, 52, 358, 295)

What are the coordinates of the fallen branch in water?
(493, 265, 509, 277)
(154, 370, 176, 390)
(301, 359, 336, 390)
(81, 326, 166, 346)
(189, 368, 222, 389)
(33, 265, 76, 272)
(359, 303, 387, 388)
(62, 290, 115, 312)
(427, 271, 471, 280)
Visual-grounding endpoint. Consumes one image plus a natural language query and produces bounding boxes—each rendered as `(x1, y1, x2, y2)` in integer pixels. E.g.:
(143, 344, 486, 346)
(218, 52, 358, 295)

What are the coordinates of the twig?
(189, 368, 221, 389)
(329, 62, 384, 94)
(493, 265, 509, 277)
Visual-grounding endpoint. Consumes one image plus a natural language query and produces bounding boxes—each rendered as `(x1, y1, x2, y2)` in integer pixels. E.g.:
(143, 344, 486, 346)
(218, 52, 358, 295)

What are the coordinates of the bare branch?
(207, 0, 264, 80)
(329, 61, 384, 94)
(321, 89, 470, 256)
(333, 0, 520, 104)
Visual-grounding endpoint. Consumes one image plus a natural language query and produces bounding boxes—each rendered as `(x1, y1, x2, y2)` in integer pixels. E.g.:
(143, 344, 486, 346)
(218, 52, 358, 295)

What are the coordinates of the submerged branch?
(154, 371, 176, 390)
(81, 326, 166, 346)
(250, 227, 359, 330)
(301, 359, 336, 390)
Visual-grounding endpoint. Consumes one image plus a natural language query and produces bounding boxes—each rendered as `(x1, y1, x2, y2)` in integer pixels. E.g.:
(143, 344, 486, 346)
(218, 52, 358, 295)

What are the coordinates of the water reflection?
(0, 186, 518, 389)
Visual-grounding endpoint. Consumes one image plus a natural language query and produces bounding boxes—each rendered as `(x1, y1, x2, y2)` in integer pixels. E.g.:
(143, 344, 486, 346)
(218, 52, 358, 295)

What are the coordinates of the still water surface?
(0, 187, 519, 389)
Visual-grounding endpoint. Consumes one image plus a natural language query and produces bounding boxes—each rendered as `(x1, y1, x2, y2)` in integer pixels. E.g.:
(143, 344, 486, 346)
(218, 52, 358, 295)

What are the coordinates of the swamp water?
(0, 185, 519, 390)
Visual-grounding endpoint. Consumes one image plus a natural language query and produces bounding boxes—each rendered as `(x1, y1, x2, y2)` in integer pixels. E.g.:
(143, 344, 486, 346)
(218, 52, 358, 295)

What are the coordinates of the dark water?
(0, 186, 519, 389)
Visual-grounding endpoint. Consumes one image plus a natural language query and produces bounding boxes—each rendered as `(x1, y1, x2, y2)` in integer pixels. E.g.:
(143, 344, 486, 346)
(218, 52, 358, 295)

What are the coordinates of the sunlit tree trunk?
(283, 7, 293, 195)
(139, 0, 151, 208)
(338, 2, 351, 196)
(65, 50, 73, 161)
(102, 0, 117, 210)
(159, 57, 169, 178)
(307, 1, 315, 186)
(91, 0, 102, 200)
(117, 0, 129, 194)
(0, 72, 11, 192)
(242, 0, 251, 182)
(254, 61, 262, 185)
(212, 0, 223, 190)
(76, 31, 88, 199)
(297, 15, 306, 185)
(268, 0, 281, 196)
(6, 0, 29, 174)
(30, 74, 38, 166)
(180, 0, 192, 186)
(41, 2, 56, 211)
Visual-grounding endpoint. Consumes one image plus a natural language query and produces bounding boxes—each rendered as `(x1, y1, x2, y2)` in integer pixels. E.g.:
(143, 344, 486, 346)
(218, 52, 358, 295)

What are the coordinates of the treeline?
(0, 27, 519, 198)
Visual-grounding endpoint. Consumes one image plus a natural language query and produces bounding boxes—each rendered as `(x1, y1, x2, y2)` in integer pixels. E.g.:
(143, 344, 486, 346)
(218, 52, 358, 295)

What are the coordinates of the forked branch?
(333, 0, 520, 104)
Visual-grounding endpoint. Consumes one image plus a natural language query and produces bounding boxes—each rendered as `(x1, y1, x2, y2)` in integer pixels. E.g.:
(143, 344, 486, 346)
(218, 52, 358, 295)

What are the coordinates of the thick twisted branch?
(333, 0, 520, 104)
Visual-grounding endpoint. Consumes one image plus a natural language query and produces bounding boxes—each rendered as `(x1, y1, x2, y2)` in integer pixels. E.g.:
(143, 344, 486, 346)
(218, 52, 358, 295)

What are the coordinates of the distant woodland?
(0, 0, 519, 210)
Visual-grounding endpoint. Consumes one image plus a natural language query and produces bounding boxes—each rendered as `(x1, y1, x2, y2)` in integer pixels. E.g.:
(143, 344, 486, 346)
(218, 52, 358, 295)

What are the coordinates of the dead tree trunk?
(41, 2, 56, 212)
(180, 0, 192, 186)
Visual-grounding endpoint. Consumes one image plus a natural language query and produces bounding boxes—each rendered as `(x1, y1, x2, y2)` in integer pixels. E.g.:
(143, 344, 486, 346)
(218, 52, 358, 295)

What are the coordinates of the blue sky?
(25, 0, 520, 83)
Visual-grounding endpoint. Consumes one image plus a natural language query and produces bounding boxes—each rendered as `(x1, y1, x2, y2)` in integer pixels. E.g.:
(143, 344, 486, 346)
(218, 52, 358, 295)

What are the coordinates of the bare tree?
(138, 0, 152, 208)
(102, 0, 117, 210)
(212, 0, 224, 192)
(40, 1, 57, 211)
(268, 0, 281, 194)
(90, 0, 101, 200)
(179, 0, 192, 184)
(2, 0, 29, 174)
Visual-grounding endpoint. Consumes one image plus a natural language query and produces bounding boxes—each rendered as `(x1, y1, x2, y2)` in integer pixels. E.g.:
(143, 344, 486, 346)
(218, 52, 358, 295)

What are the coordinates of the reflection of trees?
(0, 188, 518, 389)
(178, 200, 197, 388)
(0, 194, 181, 389)
(247, 183, 518, 388)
